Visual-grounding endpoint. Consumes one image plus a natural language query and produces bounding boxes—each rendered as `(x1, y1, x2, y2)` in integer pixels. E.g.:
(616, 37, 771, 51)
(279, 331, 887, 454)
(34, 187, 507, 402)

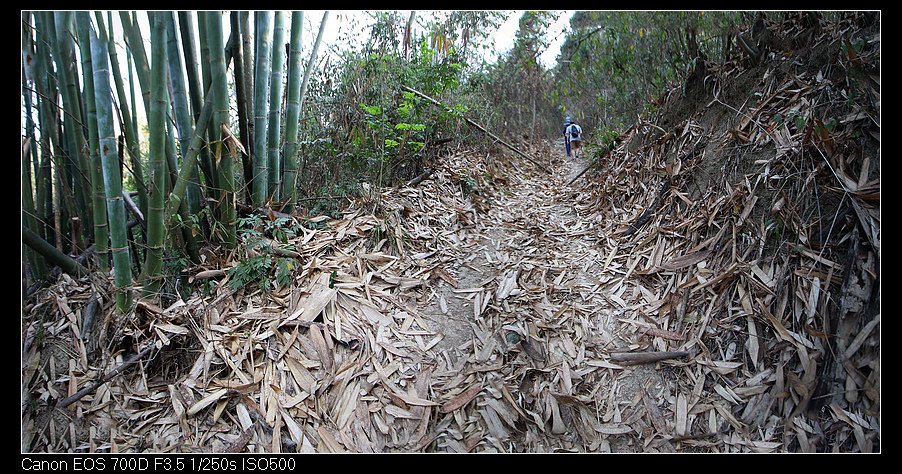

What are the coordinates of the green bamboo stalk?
(206, 11, 237, 248)
(75, 12, 110, 272)
(128, 12, 177, 201)
(164, 12, 201, 217)
(22, 149, 43, 277)
(97, 11, 148, 221)
(119, 11, 151, 115)
(52, 12, 88, 174)
(62, 126, 80, 252)
(54, 12, 94, 254)
(164, 101, 198, 264)
(38, 132, 53, 241)
(32, 12, 62, 246)
(239, 11, 255, 162)
(33, 12, 68, 251)
(266, 11, 286, 202)
(129, 223, 143, 275)
(177, 12, 203, 119)
(175, 12, 235, 219)
(163, 14, 201, 266)
(252, 12, 273, 205)
(49, 12, 93, 236)
(41, 33, 71, 255)
(231, 11, 254, 202)
(163, 73, 181, 196)
(197, 12, 220, 201)
(22, 165, 45, 283)
(23, 12, 39, 175)
(22, 13, 48, 280)
(37, 124, 54, 243)
(23, 226, 89, 277)
(31, 26, 54, 241)
(29, 133, 40, 193)
(22, 121, 48, 281)
(165, 87, 215, 233)
(90, 26, 133, 312)
(126, 36, 140, 192)
(30, 74, 51, 241)
(140, 12, 169, 296)
(53, 164, 65, 252)
(197, 14, 212, 93)
(120, 11, 193, 267)
(282, 11, 304, 213)
(163, 103, 180, 195)
(178, 11, 216, 212)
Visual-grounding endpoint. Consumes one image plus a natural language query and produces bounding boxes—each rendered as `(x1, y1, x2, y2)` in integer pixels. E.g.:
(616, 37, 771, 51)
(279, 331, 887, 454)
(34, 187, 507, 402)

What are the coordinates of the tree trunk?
(531, 95, 536, 140)
(403, 11, 417, 60)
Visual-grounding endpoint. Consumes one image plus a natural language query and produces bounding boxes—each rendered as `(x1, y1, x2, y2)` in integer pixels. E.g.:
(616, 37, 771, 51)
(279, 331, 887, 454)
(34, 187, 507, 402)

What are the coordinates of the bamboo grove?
(21, 11, 330, 312)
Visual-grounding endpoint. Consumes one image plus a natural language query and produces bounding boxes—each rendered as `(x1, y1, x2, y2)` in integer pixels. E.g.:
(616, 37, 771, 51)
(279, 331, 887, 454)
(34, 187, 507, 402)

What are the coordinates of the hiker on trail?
(563, 116, 572, 157)
(566, 120, 583, 159)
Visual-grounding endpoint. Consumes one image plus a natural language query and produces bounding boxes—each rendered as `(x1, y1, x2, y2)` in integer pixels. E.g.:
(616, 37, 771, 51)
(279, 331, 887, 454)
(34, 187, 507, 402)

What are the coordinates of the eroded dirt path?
(413, 142, 668, 452)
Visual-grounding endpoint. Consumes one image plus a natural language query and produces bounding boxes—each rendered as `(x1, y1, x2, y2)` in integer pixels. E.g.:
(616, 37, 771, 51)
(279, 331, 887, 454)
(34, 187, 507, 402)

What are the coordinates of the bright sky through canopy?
(316, 10, 574, 68)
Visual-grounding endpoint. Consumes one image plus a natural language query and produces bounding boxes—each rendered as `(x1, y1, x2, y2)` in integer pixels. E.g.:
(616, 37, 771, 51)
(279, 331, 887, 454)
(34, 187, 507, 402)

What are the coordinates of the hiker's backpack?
(569, 124, 581, 140)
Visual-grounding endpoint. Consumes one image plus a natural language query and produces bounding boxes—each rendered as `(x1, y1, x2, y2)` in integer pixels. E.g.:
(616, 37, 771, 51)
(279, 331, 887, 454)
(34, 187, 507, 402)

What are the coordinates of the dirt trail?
(414, 141, 668, 452)
(421, 141, 586, 365)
